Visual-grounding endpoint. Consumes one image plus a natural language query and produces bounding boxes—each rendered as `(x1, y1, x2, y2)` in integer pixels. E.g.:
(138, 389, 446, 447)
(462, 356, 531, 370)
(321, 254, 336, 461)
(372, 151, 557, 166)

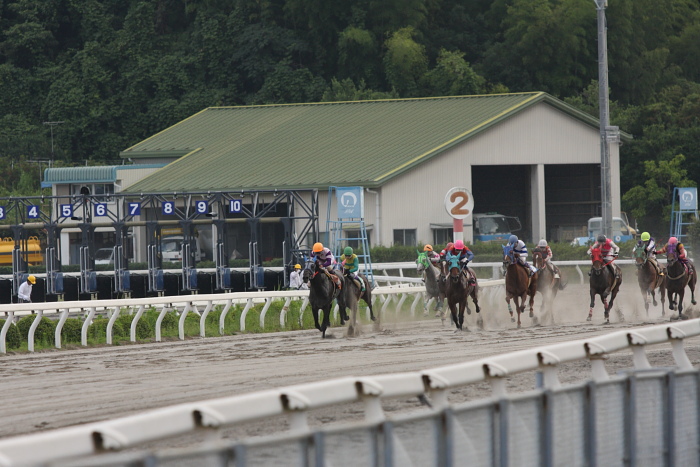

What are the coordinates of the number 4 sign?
(444, 187, 474, 220)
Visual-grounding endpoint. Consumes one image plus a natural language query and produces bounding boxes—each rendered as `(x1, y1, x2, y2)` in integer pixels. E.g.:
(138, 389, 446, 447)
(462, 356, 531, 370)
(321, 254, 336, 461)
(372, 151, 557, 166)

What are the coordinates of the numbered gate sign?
(27, 205, 40, 219)
(60, 204, 73, 218)
(162, 201, 175, 215)
(196, 200, 208, 214)
(0, 206, 5, 220)
(128, 202, 141, 216)
(94, 203, 108, 217)
(229, 199, 242, 213)
(444, 187, 474, 220)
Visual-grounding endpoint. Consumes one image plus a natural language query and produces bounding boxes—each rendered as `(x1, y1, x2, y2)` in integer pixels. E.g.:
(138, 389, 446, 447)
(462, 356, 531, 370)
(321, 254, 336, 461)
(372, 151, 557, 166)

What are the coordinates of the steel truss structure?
(0, 189, 318, 299)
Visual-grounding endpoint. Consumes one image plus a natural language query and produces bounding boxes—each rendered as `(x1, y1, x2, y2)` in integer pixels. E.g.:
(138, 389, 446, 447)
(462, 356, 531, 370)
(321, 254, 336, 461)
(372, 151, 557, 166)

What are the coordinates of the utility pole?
(43, 121, 64, 164)
(594, 0, 612, 240)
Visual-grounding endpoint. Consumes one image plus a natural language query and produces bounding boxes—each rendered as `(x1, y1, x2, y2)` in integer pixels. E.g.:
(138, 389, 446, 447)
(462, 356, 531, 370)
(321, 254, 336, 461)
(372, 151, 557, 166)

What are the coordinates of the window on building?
(433, 228, 453, 246)
(393, 229, 416, 246)
(70, 183, 115, 200)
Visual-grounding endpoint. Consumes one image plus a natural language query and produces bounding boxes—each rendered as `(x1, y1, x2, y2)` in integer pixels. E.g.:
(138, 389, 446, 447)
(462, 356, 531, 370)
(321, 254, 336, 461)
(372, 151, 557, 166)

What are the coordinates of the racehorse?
(338, 271, 376, 336)
(634, 247, 665, 317)
(588, 248, 622, 324)
(502, 244, 537, 328)
(416, 251, 445, 317)
(444, 254, 480, 331)
(532, 247, 561, 315)
(302, 260, 346, 338)
(664, 248, 697, 320)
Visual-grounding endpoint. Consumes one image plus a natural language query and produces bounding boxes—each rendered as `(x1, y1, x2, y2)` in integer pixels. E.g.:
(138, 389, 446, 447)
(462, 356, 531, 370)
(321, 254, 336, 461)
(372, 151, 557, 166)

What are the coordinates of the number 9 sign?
(444, 187, 474, 220)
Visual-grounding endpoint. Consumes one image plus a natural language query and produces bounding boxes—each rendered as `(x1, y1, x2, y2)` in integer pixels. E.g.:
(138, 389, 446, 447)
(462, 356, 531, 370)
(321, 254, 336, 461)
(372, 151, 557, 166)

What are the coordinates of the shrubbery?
(16, 315, 56, 344)
(0, 319, 21, 349)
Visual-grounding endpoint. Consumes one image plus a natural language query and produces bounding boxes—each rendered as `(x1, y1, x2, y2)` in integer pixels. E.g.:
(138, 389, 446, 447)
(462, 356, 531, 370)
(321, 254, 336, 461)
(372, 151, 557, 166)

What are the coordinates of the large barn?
(118, 92, 626, 250)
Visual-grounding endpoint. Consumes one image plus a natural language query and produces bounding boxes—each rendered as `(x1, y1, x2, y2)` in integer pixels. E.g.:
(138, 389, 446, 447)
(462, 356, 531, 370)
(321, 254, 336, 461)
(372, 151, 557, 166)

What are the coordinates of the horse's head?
(634, 246, 647, 267)
(445, 253, 461, 280)
(667, 246, 678, 266)
(532, 247, 544, 269)
(416, 251, 429, 274)
(590, 247, 604, 275)
(502, 244, 515, 266)
(302, 259, 316, 284)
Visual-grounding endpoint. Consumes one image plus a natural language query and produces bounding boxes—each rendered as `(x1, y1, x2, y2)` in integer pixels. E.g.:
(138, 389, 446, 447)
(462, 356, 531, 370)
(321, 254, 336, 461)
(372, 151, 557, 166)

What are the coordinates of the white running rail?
(0, 319, 697, 467)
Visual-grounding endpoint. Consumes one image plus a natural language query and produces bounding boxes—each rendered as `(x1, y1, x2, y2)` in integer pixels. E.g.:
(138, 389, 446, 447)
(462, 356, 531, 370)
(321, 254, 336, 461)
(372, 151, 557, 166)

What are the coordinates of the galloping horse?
(444, 253, 480, 331)
(664, 249, 696, 320)
(532, 247, 561, 314)
(588, 248, 622, 324)
(634, 247, 665, 317)
(302, 260, 345, 338)
(502, 244, 537, 328)
(339, 271, 375, 336)
(416, 251, 445, 316)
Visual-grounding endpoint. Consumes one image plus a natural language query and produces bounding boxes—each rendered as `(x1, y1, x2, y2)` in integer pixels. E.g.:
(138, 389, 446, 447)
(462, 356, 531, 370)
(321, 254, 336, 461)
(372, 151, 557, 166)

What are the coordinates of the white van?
(94, 248, 114, 266)
(161, 236, 203, 262)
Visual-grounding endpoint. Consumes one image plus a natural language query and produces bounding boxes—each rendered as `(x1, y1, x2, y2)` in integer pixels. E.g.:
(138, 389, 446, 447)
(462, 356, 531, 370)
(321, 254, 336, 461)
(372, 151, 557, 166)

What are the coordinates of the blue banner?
(679, 187, 697, 210)
(337, 187, 364, 219)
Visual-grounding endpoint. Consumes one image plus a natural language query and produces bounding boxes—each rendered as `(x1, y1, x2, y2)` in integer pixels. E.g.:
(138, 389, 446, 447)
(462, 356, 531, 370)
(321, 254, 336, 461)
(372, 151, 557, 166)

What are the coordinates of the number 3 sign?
(444, 187, 474, 220)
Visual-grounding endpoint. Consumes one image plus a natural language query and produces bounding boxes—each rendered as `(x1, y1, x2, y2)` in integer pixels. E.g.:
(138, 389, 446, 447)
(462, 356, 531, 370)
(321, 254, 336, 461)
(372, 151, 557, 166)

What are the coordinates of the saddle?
(322, 268, 342, 290)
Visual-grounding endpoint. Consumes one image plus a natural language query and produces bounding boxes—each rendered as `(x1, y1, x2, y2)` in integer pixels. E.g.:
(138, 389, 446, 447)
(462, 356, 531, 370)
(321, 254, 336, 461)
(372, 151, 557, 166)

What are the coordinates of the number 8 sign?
(444, 187, 474, 220)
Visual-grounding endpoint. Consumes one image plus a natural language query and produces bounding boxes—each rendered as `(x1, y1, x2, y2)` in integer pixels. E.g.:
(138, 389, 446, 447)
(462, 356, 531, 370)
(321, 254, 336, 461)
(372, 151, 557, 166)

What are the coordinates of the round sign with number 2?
(444, 187, 474, 220)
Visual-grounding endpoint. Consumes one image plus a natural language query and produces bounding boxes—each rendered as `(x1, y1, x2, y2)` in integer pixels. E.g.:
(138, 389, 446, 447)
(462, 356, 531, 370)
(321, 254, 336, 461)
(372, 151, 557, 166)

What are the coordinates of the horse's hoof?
(693, 300, 698, 305)
(370, 316, 376, 322)
(529, 311, 534, 318)
(586, 316, 592, 322)
(423, 311, 429, 317)
(679, 313, 689, 320)
(670, 314, 679, 321)
(517, 323, 522, 329)
(604, 319, 610, 324)
(511, 317, 516, 323)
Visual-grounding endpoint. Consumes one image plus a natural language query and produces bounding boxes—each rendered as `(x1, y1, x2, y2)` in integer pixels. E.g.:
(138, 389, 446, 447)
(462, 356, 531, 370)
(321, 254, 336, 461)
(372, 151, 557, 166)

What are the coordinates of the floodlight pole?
(43, 121, 64, 164)
(595, 0, 612, 239)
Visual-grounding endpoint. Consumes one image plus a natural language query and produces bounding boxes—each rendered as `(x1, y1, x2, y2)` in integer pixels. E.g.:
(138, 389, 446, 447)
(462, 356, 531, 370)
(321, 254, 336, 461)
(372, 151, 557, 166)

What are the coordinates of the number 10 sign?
(444, 187, 474, 220)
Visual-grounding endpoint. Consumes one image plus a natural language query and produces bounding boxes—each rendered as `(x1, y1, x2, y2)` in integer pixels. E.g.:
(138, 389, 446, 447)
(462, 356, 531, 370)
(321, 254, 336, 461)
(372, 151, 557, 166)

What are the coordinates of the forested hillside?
(1, 0, 699, 231)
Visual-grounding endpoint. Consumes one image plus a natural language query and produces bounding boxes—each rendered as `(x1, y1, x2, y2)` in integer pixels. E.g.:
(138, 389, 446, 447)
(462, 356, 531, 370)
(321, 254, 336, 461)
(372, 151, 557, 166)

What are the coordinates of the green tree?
(423, 48, 485, 96)
(382, 27, 428, 97)
(622, 154, 696, 233)
(321, 78, 398, 102)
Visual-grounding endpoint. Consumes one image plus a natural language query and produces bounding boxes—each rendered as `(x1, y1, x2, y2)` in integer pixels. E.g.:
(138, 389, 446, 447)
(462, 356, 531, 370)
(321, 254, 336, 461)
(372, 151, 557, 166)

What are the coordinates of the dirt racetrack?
(1, 280, 700, 448)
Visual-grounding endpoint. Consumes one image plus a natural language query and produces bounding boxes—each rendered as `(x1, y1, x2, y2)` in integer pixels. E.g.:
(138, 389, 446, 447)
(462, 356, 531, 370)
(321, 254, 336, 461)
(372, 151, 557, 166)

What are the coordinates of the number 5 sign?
(444, 187, 474, 219)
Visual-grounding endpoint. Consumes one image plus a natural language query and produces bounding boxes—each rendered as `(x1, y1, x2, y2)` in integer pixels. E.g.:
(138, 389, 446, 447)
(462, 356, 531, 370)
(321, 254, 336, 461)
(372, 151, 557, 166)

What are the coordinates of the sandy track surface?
(1, 281, 699, 444)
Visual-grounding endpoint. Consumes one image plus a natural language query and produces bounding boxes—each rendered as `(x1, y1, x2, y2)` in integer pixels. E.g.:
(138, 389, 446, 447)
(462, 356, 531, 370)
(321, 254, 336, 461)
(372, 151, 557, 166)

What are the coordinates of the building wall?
(378, 102, 619, 246)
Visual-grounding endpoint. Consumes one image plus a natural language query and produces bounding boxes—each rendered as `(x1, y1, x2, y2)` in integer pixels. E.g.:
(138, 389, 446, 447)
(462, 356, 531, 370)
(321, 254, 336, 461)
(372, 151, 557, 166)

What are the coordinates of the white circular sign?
(615, 235, 621, 242)
(444, 187, 474, 220)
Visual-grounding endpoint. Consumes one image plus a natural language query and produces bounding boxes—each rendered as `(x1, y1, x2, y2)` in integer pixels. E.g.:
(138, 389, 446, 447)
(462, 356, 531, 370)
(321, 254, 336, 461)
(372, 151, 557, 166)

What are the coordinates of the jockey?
(537, 239, 561, 279)
(657, 237, 693, 274)
(311, 242, 335, 270)
(634, 232, 663, 275)
(439, 242, 455, 258)
(587, 234, 621, 279)
(507, 235, 538, 276)
(451, 240, 476, 284)
(423, 244, 441, 264)
(340, 246, 365, 291)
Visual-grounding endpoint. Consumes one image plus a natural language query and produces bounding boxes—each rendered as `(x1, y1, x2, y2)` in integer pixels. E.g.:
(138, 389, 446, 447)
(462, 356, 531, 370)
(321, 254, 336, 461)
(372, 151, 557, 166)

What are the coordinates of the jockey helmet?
(312, 242, 324, 252)
(445, 242, 454, 250)
(27, 275, 36, 284)
(597, 234, 606, 243)
(344, 246, 353, 255)
(423, 244, 433, 252)
(508, 235, 518, 244)
(641, 232, 651, 241)
(538, 239, 547, 247)
(294, 264, 301, 269)
(669, 237, 678, 244)
(454, 240, 465, 250)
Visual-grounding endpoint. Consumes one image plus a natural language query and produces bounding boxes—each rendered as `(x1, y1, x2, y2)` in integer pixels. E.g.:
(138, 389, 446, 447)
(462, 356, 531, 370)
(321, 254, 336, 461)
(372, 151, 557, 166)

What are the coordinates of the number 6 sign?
(444, 187, 474, 220)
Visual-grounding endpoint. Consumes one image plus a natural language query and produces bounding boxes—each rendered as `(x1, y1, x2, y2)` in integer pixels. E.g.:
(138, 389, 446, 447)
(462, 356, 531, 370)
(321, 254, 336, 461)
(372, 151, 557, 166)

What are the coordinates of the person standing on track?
(17, 275, 35, 303)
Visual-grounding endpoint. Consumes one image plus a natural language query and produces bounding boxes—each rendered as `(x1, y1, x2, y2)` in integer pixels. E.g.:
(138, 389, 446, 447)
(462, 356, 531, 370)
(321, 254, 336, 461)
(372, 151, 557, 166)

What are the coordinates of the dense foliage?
(1, 0, 700, 234)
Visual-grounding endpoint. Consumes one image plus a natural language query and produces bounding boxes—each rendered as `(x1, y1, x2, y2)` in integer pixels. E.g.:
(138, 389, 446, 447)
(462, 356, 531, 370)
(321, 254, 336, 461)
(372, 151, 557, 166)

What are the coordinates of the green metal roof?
(121, 92, 612, 193)
(43, 166, 117, 184)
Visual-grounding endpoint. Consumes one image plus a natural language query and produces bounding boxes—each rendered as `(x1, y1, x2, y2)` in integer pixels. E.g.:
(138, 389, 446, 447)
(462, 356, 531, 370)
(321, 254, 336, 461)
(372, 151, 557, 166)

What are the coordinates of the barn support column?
(464, 164, 474, 244)
(530, 164, 546, 242)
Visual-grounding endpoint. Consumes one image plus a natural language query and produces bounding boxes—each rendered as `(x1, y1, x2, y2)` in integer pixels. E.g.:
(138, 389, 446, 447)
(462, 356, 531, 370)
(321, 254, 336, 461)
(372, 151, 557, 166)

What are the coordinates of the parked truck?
(571, 215, 638, 246)
(160, 228, 204, 263)
(472, 212, 522, 242)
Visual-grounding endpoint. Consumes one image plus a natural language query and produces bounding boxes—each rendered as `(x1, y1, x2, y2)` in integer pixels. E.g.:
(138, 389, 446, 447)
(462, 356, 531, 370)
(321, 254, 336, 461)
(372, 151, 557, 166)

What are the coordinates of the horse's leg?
(588, 289, 595, 321)
(471, 287, 480, 314)
(506, 293, 515, 323)
(459, 300, 467, 331)
(690, 275, 697, 305)
(449, 301, 459, 331)
(321, 305, 331, 338)
(668, 289, 676, 311)
(602, 296, 610, 324)
(660, 282, 666, 316)
(312, 307, 322, 332)
(363, 285, 376, 322)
